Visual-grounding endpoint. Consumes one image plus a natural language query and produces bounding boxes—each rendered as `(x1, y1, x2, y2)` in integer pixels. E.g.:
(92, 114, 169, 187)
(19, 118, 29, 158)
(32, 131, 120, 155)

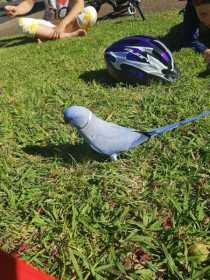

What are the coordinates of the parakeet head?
(64, 106, 92, 129)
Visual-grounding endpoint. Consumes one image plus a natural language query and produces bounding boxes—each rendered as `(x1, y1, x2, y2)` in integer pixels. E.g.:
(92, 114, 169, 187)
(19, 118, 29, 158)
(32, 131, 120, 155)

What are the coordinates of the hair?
(193, 0, 210, 6)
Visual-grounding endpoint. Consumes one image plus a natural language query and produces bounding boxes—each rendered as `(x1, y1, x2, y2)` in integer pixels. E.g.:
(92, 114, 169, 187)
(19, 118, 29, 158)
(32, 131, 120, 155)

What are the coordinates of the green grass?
(0, 10, 210, 280)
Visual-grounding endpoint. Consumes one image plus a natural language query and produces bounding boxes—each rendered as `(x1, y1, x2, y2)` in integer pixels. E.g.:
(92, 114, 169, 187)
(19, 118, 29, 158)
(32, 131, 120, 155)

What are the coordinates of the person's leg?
(35, 23, 86, 40)
(62, 19, 87, 38)
(19, 18, 55, 40)
(18, 18, 86, 41)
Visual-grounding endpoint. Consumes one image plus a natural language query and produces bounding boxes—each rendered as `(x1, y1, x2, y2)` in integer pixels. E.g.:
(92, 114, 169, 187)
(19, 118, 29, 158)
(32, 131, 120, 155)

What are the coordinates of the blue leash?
(148, 109, 210, 137)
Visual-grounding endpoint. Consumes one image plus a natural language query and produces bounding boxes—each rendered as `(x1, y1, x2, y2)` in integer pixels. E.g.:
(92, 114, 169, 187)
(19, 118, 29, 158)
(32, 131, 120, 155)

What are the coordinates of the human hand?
(203, 48, 210, 64)
(51, 22, 66, 40)
(4, 5, 18, 17)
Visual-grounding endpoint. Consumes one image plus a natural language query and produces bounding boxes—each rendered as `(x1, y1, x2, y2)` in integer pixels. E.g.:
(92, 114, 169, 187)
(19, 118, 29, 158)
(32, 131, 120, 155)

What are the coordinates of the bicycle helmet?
(104, 35, 180, 83)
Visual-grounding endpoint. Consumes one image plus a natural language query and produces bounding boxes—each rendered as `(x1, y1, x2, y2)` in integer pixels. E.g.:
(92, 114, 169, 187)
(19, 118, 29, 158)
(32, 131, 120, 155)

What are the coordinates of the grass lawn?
(0, 10, 210, 280)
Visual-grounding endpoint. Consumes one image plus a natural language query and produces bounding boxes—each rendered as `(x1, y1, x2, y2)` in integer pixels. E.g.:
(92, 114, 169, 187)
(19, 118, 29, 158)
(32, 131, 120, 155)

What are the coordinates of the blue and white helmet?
(104, 35, 180, 83)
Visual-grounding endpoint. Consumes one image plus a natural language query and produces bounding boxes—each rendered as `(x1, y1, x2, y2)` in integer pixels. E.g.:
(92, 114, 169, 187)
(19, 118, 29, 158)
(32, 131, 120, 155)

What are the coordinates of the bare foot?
(76, 29, 87, 37)
(60, 29, 87, 39)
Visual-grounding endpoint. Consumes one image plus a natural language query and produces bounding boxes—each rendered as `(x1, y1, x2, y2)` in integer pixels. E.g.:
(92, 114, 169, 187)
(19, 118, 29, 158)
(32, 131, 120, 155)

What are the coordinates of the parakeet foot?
(110, 154, 118, 161)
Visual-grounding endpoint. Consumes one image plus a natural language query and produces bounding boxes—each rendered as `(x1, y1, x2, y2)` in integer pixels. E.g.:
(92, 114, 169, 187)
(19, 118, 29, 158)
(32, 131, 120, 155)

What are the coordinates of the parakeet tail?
(148, 109, 210, 137)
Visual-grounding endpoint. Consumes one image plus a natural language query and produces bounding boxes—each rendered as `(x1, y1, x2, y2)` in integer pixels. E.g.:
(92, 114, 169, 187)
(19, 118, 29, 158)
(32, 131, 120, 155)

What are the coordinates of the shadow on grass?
(159, 22, 183, 52)
(79, 69, 152, 87)
(197, 67, 210, 78)
(23, 143, 107, 164)
(79, 69, 118, 87)
(0, 36, 35, 48)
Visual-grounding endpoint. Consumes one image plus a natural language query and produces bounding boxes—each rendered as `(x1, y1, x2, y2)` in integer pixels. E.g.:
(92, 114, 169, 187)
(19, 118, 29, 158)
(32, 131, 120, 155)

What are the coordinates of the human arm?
(51, 0, 84, 39)
(4, 0, 36, 17)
